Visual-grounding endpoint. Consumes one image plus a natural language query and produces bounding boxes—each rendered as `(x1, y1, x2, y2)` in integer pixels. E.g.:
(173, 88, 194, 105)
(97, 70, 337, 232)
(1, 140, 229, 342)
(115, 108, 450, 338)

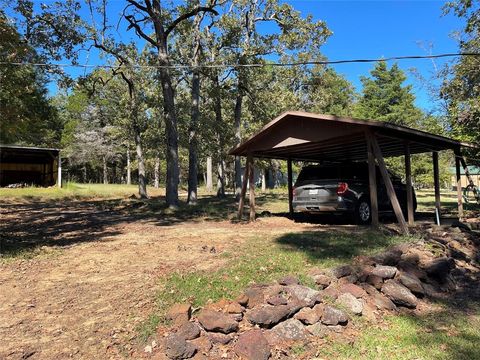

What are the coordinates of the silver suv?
(292, 163, 416, 224)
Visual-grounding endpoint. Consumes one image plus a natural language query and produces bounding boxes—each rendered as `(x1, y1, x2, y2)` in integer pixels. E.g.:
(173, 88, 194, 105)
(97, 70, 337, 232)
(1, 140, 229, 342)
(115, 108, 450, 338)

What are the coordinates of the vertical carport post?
(432, 151, 441, 225)
(404, 142, 414, 225)
(57, 152, 62, 188)
(287, 158, 294, 218)
(366, 132, 379, 227)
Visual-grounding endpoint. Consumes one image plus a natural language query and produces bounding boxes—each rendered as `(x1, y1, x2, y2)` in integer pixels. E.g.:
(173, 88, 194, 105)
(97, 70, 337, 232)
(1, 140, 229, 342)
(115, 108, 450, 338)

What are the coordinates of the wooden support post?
(455, 149, 464, 219)
(287, 159, 294, 217)
(366, 134, 379, 227)
(404, 142, 414, 225)
(432, 151, 441, 223)
(368, 131, 409, 234)
(57, 153, 62, 188)
(237, 157, 250, 220)
(248, 156, 256, 222)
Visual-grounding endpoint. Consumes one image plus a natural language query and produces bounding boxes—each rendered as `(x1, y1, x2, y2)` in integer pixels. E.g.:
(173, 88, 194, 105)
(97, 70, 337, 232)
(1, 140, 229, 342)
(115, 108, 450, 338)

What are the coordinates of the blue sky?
(292, 0, 464, 112)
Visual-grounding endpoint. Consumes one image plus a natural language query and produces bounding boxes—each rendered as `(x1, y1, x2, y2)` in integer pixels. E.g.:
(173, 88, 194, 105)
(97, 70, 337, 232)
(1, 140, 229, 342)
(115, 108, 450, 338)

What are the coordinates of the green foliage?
(441, 0, 480, 163)
(354, 62, 423, 127)
(0, 11, 59, 146)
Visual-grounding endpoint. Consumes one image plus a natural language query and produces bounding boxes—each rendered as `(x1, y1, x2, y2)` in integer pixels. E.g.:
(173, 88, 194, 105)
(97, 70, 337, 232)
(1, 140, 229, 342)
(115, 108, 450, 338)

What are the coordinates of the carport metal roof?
(229, 111, 473, 161)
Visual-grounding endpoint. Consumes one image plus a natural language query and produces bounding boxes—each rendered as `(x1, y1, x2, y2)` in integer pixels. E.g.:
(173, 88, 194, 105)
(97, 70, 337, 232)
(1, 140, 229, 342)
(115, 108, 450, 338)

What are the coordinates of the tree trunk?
(126, 148, 131, 185)
(234, 90, 243, 200)
(158, 51, 179, 208)
(206, 156, 213, 192)
(217, 160, 225, 197)
(134, 128, 148, 199)
(212, 72, 226, 198)
(187, 67, 200, 204)
(187, 12, 203, 205)
(103, 156, 108, 184)
(154, 155, 160, 189)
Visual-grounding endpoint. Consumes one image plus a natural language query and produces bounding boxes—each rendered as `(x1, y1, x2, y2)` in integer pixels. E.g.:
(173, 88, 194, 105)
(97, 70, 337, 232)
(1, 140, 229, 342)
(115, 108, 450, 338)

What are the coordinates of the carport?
(229, 111, 475, 234)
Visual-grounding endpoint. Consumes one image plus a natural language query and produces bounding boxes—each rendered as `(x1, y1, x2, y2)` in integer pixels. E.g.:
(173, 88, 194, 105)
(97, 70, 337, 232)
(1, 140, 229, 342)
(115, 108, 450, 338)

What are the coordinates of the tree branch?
(165, 6, 219, 37)
(125, 0, 149, 13)
(124, 14, 158, 48)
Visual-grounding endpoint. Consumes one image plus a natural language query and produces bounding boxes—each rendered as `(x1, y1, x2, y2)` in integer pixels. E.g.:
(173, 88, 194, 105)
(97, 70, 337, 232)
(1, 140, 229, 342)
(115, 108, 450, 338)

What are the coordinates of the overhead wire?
(0, 52, 479, 70)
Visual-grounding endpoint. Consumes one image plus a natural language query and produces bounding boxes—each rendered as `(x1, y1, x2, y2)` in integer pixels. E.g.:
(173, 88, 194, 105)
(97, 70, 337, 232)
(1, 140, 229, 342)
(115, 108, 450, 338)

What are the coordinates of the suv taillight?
(336, 182, 348, 196)
(292, 187, 297, 197)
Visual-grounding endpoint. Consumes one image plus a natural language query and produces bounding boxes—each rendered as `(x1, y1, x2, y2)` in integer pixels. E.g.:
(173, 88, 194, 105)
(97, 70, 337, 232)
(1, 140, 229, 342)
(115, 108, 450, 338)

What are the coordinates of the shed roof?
(229, 111, 473, 162)
(0, 144, 60, 164)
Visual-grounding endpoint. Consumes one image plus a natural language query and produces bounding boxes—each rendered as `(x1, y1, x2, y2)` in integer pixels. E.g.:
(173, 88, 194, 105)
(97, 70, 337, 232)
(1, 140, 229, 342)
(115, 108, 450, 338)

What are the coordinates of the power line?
(0, 52, 479, 70)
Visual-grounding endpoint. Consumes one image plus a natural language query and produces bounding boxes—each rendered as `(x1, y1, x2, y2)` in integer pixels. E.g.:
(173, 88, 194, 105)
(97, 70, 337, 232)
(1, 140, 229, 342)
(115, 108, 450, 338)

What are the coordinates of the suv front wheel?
(355, 198, 371, 225)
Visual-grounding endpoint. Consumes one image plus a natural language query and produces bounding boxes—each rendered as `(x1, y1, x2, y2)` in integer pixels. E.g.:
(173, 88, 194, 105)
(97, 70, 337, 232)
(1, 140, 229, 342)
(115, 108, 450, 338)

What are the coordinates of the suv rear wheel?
(355, 198, 371, 225)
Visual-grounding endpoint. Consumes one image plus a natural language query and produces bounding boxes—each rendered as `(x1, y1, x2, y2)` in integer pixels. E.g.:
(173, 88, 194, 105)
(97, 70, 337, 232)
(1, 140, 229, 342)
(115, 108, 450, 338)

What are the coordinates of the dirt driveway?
(0, 199, 314, 359)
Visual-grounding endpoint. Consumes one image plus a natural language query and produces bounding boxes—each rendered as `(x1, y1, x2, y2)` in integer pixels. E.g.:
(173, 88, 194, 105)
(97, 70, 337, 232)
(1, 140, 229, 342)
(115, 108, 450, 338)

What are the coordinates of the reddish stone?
(165, 333, 197, 360)
(226, 302, 244, 314)
(236, 293, 249, 306)
(366, 274, 384, 290)
(339, 283, 368, 299)
(244, 286, 266, 309)
(177, 322, 201, 340)
(322, 284, 339, 300)
(245, 305, 290, 328)
(278, 275, 300, 286)
(234, 330, 270, 360)
(313, 274, 332, 289)
(381, 279, 417, 308)
(266, 295, 288, 306)
(197, 310, 239, 334)
(294, 307, 321, 325)
(167, 303, 192, 326)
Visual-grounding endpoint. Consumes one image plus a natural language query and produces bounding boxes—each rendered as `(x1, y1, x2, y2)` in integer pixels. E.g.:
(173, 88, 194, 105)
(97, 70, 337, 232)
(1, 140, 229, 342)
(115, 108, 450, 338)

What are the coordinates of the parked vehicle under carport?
(292, 162, 417, 224)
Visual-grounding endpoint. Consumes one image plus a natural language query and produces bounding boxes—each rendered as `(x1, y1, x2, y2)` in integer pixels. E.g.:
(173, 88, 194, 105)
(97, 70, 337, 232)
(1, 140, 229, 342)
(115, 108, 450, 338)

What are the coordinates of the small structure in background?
(0, 145, 61, 187)
(450, 165, 480, 189)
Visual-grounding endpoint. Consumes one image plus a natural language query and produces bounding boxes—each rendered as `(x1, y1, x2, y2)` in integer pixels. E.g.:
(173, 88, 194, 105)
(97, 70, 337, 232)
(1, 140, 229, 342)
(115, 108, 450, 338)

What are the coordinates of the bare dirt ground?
(0, 199, 318, 360)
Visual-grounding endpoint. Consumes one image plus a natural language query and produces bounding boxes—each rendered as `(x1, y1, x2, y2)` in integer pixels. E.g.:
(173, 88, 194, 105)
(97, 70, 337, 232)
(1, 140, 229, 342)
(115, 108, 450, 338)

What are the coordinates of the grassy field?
(1, 183, 479, 359)
(0, 182, 165, 200)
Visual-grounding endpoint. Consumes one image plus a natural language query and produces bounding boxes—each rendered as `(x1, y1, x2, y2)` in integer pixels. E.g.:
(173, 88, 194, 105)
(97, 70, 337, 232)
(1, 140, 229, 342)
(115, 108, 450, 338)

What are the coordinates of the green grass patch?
(316, 304, 480, 360)
(0, 244, 61, 263)
(0, 182, 165, 201)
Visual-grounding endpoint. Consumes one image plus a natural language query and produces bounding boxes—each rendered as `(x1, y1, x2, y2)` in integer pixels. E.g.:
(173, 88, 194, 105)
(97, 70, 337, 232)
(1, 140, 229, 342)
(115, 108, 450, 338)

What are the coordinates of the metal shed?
(229, 111, 476, 233)
(0, 145, 61, 187)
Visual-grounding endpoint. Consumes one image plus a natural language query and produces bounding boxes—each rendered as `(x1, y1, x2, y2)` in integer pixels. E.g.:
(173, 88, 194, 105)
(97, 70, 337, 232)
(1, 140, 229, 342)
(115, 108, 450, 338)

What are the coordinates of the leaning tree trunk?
(187, 68, 200, 204)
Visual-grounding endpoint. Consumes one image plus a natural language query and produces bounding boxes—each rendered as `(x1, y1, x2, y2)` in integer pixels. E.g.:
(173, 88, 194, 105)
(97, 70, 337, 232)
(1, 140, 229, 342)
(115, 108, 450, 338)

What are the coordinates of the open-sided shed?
(0, 145, 61, 187)
(229, 111, 475, 233)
